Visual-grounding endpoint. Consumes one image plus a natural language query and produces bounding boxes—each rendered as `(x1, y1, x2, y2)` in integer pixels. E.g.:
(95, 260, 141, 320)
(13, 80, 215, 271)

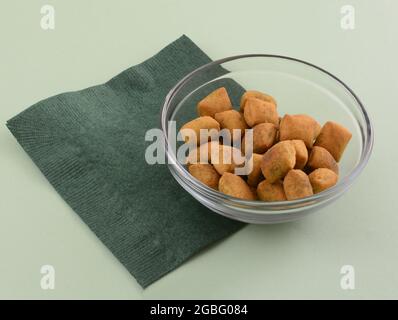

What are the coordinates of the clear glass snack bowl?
(161, 55, 373, 224)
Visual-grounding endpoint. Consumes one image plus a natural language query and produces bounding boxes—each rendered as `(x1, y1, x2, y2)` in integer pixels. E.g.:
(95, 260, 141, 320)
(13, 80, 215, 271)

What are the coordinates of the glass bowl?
(161, 55, 373, 224)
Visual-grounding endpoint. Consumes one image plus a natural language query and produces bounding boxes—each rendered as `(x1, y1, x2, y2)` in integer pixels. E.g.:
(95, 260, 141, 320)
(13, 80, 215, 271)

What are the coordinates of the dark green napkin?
(6, 35, 244, 288)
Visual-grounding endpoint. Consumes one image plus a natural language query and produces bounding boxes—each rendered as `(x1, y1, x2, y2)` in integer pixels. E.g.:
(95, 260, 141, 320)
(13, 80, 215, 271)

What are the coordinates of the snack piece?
(251, 123, 277, 154)
(210, 144, 243, 175)
(243, 98, 279, 127)
(197, 87, 232, 117)
(219, 172, 256, 200)
(186, 141, 219, 165)
(291, 139, 308, 170)
(257, 180, 286, 201)
(314, 121, 352, 162)
(307, 146, 339, 174)
(308, 168, 338, 194)
(246, 153, 264, 187)
(240, 90, 277, 112)
(283, 169, 313, 200)
(279, 114, 321, 148)
(215, 109, 248, 141)
(188, 164, 220, 190)
(261, 141, 296, 183)
(180, 116, 220, 144)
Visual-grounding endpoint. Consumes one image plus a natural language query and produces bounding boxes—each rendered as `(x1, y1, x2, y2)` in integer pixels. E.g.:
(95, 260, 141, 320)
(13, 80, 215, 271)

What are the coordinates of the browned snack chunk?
(180, 116, 220, 144)
(251, 123, 277, 154)
(279, 114, 321, 148)
(188, 164, 220, 190)
(261, 141, 296, 183)
(186, 141, 218, 164)
(210, 144, 243, 175)
(243, 98, 279, 127)
(308, 168, 338, 193)
(257, 180, 287, 201)
(215, 109, 248, 141)
(219, 172, 256, 200)
(246, 153, 264, 187)
(240, 90, 277, 112)
(307, 146, 339, 174)
(314, 121, 352, 162)
(291, 140, 308, 170)
(283, 169, 313, 200)
(197, 87, 232, 117)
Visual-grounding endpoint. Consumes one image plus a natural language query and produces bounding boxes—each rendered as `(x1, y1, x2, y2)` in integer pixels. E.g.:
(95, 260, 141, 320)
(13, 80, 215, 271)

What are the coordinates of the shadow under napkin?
(6, 35, 245, 288)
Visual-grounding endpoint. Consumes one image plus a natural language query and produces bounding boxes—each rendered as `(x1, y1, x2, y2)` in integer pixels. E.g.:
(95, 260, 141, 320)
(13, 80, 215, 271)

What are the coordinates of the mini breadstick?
(283, 169, 313, 200)
(188, 164, 220, 190)
(279, 114, 321, 148)
(257, 180, 287, 201)
(219, 172, 256, 200)
(291, 140, 308, 170)
(240, 90, 277, 112)
(246, 153, 264, 187)
(307, 146, 339, 174)
(314, 121, 352, 162)
(251, 123, 277, 154)
(197, 87, 232, 117)
(308, 168, 338, 194)
(214, 109, 248, 141)
(180, 116, 220, 144)
(243, 98, 279, 127)
(261, 141, 296, 183)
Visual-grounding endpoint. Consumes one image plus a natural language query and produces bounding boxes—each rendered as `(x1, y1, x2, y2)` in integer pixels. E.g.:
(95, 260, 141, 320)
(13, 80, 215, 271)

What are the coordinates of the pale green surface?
(0, 0, 397, 299)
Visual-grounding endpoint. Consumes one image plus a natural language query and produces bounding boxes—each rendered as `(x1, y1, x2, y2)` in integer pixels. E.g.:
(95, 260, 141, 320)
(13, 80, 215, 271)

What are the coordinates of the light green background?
(1, 0, 397, 299)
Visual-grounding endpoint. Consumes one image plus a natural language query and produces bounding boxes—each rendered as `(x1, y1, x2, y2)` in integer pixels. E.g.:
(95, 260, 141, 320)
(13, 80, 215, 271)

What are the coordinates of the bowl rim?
(161, 54, 374, 210)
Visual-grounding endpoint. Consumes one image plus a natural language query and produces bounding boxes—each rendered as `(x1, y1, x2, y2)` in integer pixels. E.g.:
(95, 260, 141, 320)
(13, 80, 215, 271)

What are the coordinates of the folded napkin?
(6, 35, 244, 288)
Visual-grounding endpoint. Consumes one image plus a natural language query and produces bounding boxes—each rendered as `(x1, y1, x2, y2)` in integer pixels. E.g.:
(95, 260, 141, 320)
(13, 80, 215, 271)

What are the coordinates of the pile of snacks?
(180, 87, 352, 201)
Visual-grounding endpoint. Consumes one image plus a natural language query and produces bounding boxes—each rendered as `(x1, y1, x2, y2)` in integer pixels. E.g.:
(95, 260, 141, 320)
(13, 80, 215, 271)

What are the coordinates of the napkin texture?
(6, 35, 244, 288)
